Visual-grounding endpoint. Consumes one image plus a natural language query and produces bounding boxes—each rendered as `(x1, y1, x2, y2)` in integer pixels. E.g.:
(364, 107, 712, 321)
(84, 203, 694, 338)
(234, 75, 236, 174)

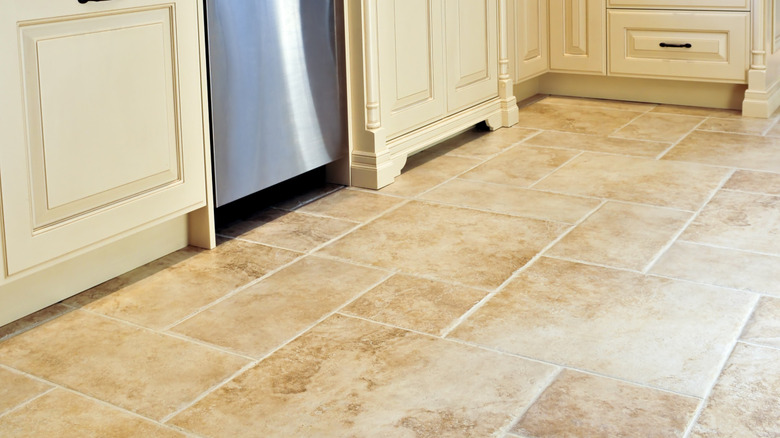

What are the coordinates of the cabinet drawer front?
(608, 11, 749, 83)
(607, 0, 749, 10)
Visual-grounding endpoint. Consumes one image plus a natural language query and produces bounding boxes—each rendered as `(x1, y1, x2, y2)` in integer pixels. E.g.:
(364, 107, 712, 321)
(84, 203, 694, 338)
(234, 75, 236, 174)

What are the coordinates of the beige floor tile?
(723, 169, 780, 195)
(274, 183, 343, 210)
(379, 152, 481, 197)
(651, 105, 742, 118)
(539, 95, 656, 112)
(219, 209, 356, 252)
(681, 190, 780, 254)
(296, 188, 405, 222)
(690, 343, 780, 437)
(535, 153, 729, 210)
(421, 179, 600, 223)
(171, 256, 387, 357)
(0, 304, 71, 341)
(460, 145, 580, 187)
(513, 370, 699, 438)
(0, 367, 51, 414)
(0, 311, 248, 420)
(341, 274, 488, 336)
(65, 240, 299, 329)
(548, 202, 691, 271)
(524, 130, 670, 158)
(651, 242, 780, 296)
(450, 258, 756, 396)
(697, 117, 776, 136)
(516, 103, 643, 135)
(318, 201, 567, 289)
(612, 113, 705, 143)
(170, 314, 557, 437)
(0, 389, 184, 438)
(740, 297, 780, 349)
(433, 126, 540, 158)
(764, 121, 780, 137)
(663, 130, 780, 173)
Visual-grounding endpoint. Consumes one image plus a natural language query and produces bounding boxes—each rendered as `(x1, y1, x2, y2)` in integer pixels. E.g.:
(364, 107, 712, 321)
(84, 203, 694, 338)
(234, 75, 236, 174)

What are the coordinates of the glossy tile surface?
(451, 258, 756, 396)
(0, 367, 51, 414)
(170, 315, 557, 437)
(379, 152, 481, 197)
(460, 145, 579, 187)
(548, 202, 691, 270)
(698, 116, 776, 135)
(525, 130, 670, 158)
(514, 370, 699, 438)
(613, 113, 704, 143)
(318, 201, 566, 289)
(664, 130, 780, 172)
(740, 297, 780, 349)
(723, 169, 780, 195)
(296, 188, 404, 222)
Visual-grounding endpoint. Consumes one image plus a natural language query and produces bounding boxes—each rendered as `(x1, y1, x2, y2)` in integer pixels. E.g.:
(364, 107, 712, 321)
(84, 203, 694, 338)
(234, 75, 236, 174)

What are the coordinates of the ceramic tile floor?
(1, 95, 779, 437)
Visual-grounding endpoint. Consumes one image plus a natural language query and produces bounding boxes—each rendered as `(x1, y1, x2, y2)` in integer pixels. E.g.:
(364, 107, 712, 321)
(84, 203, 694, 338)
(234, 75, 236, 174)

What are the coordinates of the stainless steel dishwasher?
(204, 0, 346, 207)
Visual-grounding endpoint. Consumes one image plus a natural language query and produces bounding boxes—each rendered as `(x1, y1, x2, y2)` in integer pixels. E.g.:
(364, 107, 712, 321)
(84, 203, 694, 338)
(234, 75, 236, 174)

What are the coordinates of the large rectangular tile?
(690, 343, 780, 437)
(460, 145, 580, 187)
(651, 104, 741, 118)
(296, 188, 405, 223)
(547, 202, 691, 271)
(612, 113, 705, 143)
(450, 258, 757, 396)
(516, 102, 643, 135)
(740, 297, 780, 349)
(698, 117, 776, 136)
(663, 130, 780, 172)
(318, 201, 567, 289)
(0, 366, 51, 415)
(433, 126, 540, 158)
(65, 240, 300, 329)
(539, 96, 655, 112)
(0, 311, 249, 420)
(379, 153, 481, 197)
(513, 370, 699, 438)
(420, 179, 601, 223)
(171, 256, 388, 357)
(723, 169, 780, 195)
(681, 190, 780, 255)
(170, 314, 558, 437)
(535, 153, 729, 210)
(524, 130, 670, 158)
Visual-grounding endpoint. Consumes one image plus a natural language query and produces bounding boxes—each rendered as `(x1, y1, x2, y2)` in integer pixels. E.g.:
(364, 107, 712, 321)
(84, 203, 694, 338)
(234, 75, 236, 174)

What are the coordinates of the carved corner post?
(743, 0, 776, 117)
(497, 0, 520, 127)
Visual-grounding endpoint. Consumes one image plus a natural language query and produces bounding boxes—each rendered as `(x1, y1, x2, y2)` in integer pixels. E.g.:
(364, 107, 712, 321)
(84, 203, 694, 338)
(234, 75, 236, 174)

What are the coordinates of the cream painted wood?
(445, 0, 499, 112)
(514, 0, 549, 81)
(549, 0, 606, 74)
(608, 0, 749, 10)
(609, 10, 749, 83)
(0, 0, 208, 275)
(376, 0, 447, 139)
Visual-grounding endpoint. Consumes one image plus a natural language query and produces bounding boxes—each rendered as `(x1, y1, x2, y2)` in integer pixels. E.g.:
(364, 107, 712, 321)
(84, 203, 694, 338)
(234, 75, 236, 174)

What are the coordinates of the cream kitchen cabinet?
(348, 0, 518, 189)
(0, 0, 214, 326)
(549, 0, 606, 74)
(512, 0, 549, 81)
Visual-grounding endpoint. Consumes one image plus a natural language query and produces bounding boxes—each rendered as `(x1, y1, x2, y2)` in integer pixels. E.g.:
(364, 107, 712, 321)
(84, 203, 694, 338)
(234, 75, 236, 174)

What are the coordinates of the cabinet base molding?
(742, 73, 780, 118)
(0, 216, 188, 327)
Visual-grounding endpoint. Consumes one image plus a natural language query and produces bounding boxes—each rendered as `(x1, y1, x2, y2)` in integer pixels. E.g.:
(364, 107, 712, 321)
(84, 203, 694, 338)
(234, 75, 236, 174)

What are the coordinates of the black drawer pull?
(78, 0, 111, 3)
(659, 42, 692, 49)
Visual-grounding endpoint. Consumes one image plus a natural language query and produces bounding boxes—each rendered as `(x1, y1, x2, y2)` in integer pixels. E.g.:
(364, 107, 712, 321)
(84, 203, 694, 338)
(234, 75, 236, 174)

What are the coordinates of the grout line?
(268, 206, 364, 224)
(719, 187, 780, 197)
(271, 185, 344, 211)
(541, 254, 643, 274)
(0, 306, 76, 343)
(335, 312, 445, 339)
(736, 339, 780, 352)
(682, 296, 761, 438)
(655, 117, 709, 160)
(521, 139, 670, 160)
(761, 117, 780, 136)
(0, 385, 56, 420)
(439, 200, 607, 338)
(674, 239, 780, 258)
(411, 197, 574, 226)
(498, 367, 563, 437)
(527, 150, 585, 189)
(608, 109, 652, 136)
(645, 272, 770, 297)
(214, 233, 309, 254)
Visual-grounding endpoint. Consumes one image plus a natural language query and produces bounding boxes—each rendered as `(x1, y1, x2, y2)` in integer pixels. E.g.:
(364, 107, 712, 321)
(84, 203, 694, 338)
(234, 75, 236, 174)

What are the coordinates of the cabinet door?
(549, 0, 606, 74)
(445, 0, 499, 112)
(0, 0, 207, 275)
(515, 0, 549, 81)
(376, 0, 447, 138)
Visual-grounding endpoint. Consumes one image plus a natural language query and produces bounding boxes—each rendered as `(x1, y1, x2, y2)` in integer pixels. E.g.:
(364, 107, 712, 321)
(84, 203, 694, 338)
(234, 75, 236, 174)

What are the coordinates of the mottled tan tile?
(380, 153, 481, 197)
(318, 202, 566, 289)
(651, 242, 780, 295)
(539, 95, 655, 112)
(525, 130, 670, 158)
(740, 297, 780, 349)
(451, 258, 756, 396)
(723, 170, 780, 195)
(0, 389, 184, 438)
(342, 274, 488, 336)
(681, 190, 780, 254)
(516, 103, 643, 135)
(172, 256, 387, 357)
(433, 126, 540, 158)
(296, 188, 404, 222)
(613, 113, 705, 143)
(663, 130, 780, 172)
(460, 145, 579, 187)
(514, 370, 699, 438)
(651, 104, 741, 118)
(220, 209, 356, 252)
(65, 240, 299, 329)
(548, 202, 691, 270)
(0, 367, 51, 414)
(420, 179, 600, 223)
(170, 314, 557, 437)
(0, 311, 248, 420)
(274, 183, 343, 210)
(698, 117, 776, 135)
(0, 304, 71, 342)
(535, 153, 729, 210)
(690, 343, 780, 437)
(764, 121, 780, 137)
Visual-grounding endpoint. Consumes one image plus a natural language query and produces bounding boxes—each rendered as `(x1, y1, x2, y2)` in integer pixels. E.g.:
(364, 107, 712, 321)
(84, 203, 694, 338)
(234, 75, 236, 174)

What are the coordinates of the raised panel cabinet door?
(0, 0, 207, 276)
(515, 0, 549, 81)
(549, 0, 606, 74)
(376, 0, 447, 138)
(445, 0, 499, 112)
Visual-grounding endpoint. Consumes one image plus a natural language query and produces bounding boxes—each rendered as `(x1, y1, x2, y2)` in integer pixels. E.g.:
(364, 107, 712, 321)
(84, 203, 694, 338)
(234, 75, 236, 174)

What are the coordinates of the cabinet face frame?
(607, 0, 749, 10)
(549, 0, 607, 74)
(514, 0, 549, 81)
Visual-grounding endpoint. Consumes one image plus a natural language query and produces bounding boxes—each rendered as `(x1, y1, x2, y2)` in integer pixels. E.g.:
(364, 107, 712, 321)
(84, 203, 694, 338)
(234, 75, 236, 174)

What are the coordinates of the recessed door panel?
(550, 0, 606, 74)
(515, 0, 549, 81)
